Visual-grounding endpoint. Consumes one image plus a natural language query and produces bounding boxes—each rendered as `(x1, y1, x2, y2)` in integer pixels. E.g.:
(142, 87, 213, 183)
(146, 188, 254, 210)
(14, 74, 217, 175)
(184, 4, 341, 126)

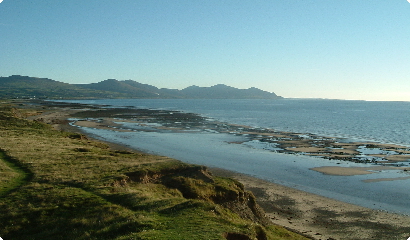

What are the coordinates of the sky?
(1, 0, 410, 101)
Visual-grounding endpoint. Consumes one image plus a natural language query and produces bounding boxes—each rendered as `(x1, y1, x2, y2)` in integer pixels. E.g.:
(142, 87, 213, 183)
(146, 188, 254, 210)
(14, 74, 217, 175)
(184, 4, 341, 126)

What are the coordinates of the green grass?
(0, 102, 308, 240)
(0, 150, 30, 196)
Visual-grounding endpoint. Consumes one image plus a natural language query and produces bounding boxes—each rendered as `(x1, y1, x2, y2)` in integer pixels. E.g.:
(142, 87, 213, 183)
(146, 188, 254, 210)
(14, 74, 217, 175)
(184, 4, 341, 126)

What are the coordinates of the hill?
(74, 79, 158, 98)
(0, 75, 282, 99)
(78, 80, 281, 99)
(180, 84, 280, 99)
(0, 75, 126, 99)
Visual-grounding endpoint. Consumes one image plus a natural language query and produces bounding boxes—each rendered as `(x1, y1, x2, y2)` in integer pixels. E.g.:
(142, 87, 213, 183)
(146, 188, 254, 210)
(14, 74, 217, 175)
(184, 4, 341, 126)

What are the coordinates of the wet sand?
(211, 168, 410, 240)
(310, 165, 408, 176)
(25, 100, 410, 240)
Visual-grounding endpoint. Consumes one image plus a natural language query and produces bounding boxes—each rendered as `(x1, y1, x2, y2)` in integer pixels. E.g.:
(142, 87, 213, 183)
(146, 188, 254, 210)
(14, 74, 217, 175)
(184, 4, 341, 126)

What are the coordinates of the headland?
(21, 100, 410, 240)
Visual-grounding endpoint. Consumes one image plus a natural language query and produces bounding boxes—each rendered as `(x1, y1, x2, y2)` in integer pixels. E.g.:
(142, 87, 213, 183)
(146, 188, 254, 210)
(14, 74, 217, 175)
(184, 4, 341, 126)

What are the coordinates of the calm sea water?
(60, 99, 410, 215)
(65, 98, 410, 146)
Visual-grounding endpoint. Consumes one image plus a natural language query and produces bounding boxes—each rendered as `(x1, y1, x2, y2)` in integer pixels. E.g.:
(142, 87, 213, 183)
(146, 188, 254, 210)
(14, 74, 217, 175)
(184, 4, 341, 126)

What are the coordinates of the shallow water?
(79, 126, 410, 215)
(63, 99, 410, 146)
(60, 98, 410, 215)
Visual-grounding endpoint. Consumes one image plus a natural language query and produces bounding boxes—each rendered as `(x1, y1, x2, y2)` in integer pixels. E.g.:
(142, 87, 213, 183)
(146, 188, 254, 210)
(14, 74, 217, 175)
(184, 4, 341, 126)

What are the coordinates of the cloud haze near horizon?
(0, 1, 409, 101)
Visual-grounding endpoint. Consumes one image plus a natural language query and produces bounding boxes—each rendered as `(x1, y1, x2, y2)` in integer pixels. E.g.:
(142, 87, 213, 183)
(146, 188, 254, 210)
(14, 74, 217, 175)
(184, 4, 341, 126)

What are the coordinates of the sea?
(58, 98, 410, 215)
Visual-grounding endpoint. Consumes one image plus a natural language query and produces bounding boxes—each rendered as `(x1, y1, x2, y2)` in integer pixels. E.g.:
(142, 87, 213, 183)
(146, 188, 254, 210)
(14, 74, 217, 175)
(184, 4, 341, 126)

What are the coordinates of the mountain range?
(0, 75, 282, 99)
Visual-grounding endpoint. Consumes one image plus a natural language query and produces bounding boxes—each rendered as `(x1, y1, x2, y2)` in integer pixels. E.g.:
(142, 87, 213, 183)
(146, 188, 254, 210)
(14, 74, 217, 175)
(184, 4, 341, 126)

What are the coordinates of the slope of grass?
(0, 102, 307, 240)
(0, 150, 30, 196)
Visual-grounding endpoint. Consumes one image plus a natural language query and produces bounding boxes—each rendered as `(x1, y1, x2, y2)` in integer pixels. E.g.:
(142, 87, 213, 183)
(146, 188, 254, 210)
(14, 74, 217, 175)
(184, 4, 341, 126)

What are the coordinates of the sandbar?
(310, 166, 407, 176)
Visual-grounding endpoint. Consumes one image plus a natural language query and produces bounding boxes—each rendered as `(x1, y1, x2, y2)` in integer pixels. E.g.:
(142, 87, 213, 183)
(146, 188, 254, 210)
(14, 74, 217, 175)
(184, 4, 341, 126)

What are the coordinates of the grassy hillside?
(0, 101, 306, 240)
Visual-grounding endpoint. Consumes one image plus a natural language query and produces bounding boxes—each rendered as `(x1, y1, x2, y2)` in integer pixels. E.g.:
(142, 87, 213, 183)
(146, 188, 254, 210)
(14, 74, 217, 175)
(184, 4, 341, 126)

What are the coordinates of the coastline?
(27, 100, 410, 240)
(211, 168, 410, 240)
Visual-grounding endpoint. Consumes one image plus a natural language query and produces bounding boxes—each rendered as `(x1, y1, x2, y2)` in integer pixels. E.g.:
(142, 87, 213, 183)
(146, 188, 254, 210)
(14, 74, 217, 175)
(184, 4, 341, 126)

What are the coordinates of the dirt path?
(0, 149, 32, 197)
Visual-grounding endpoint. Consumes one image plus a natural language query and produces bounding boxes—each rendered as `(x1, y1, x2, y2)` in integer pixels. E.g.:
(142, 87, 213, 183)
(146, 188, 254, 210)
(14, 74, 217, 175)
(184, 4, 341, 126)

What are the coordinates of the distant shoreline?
(50, 99, 410, 170)
(26, 100, 410, 240)
(0, 75, 282, 99)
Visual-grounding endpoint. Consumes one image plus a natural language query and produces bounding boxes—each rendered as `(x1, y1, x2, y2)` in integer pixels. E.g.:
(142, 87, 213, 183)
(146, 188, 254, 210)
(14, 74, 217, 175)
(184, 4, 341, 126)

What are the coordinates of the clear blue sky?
(1, 0, 409, 101)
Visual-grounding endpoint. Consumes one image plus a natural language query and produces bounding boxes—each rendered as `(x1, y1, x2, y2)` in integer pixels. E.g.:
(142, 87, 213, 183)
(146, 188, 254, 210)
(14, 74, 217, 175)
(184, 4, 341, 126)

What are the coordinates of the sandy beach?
(211, 168, 410, 240)
(27, 100, 410, 240)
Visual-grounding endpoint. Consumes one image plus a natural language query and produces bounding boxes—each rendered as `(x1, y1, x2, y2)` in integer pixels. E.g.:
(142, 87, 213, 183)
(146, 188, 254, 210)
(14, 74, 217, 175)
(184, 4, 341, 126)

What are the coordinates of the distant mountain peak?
(212, 84, 230, 87)
(0, 75, 282, 99)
